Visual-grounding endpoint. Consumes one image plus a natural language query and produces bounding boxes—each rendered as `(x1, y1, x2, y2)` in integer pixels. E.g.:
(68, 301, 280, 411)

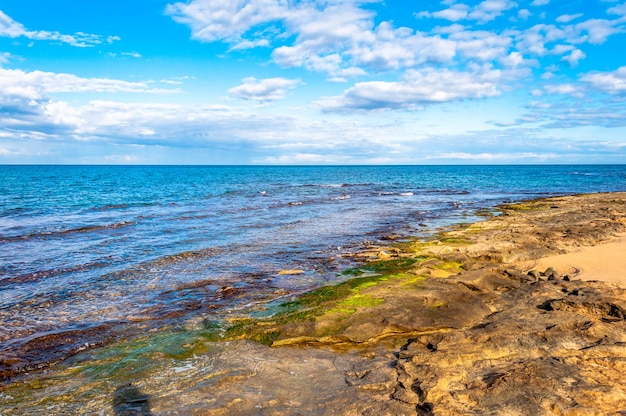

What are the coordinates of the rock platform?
(3, 193, 626, 415)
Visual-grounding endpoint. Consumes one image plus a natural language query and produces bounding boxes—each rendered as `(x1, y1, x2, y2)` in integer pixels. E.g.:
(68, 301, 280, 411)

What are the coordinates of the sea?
(1, 165, 626, 373)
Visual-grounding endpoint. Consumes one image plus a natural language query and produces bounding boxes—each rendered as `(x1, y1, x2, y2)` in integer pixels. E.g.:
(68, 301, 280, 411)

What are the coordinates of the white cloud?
(165, 0, 287, 42)
(468, 0, 519, 23)
(166, 0, 626, 86)
(417, 0, 517, 23)
(0, 68, 180, 97)
(317, 67, 503, 112)
(0, 68, 184, 139)
(608, 3, 626, 16)
(0, 10, 119, 47)
(530, 0, 549, 5)
(104, 154, 143, 163)
(348, 23, 457, 71)
(416, 4, 470, 21)
(328, 67, 368, 83)
(500, 51, 537, 68)
(550, 44, 574, 55)
(227, 77, 301, 101)
(121, 52, 142, 58)
(258, 153, 344, 164)
(228, 38, 270, 51)
(556, 13, 583, 23)
(515, 17, 623, 60)
(168, 1, 517, 79)
(449, 29, 512, 61)
(544, 83, 581, 96)
(575, 18, 623, 44)
(561, 48, 585, 67)
(272, 2, 376, 75)
(581, 66, 626, 95)
(427, 151, 547, 161)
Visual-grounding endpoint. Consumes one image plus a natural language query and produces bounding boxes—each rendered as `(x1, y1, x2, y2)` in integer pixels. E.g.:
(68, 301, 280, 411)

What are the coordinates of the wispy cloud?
(417, 0, 519, 23)
(0, 10, 119, 47)
(0, 68, 180, 97)
(227, 77, 301, 102)
(317, 67, 504, 112)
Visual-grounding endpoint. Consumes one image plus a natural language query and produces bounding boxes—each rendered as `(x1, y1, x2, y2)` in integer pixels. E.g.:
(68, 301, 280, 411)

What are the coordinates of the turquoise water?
(1, 165, 626, 371)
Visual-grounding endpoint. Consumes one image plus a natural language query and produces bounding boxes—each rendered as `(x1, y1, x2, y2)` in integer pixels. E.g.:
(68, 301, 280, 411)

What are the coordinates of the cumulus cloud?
(227, 77, 301, 101)
(417, 0, 518, 23)
(608, 3, 626, 17)
(561, 48, 586, 67)
(0, 67, 183, 138)
(468, 0, 519, 23)
(0, 10, 119, 47)
(575, 18, 623, 44)
(167, 0, 626, 84)
(581, 66, 626, 95)
(317, 68, 503, 112)
(165, 0, 287, 42)
(514, 16, 623, 61)
(271, 2, 376, 75)
(416, 4, 470, 21)
(347, 23, 457, 71)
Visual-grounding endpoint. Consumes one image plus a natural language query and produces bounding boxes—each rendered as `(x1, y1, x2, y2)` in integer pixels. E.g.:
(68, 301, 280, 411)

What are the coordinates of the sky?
(1, 0, 626, 164)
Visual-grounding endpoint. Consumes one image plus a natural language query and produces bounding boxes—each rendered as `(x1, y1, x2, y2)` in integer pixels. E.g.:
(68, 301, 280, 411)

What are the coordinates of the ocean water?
(1, 165, 626, 368)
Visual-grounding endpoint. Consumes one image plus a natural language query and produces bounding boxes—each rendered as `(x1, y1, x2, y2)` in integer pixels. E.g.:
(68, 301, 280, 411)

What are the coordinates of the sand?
(525, 233, 626, 285)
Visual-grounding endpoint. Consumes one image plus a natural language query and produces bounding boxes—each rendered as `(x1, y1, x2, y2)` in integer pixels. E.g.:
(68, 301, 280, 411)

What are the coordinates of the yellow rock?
(278, 269, 305, 275)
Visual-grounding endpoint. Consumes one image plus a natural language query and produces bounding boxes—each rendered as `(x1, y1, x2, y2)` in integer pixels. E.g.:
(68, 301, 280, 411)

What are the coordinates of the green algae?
(398, 273, 429, 286)
(195, 257, 431, 345)
(341, 257, 423, 276)
(326, 293, 384, 317)
(1, 253, 450, 410)
(439, 237, 470, 244)
(73, 329, 212, 382)
(440, 260, 464, 272)
(501, 201, 549, 211)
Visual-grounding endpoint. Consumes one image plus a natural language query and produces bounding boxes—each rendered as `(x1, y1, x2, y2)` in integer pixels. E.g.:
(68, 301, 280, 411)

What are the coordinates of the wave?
(571, 172, 601, 177)
(137, 247, 223, 269)
(0, 221, 135, 243)
(303, 183, 373, 188)
(90, 202, 160, 212)
(422, 189, 471, 195)
(0, 261, 109, 287)
(1, 207, 29, 216)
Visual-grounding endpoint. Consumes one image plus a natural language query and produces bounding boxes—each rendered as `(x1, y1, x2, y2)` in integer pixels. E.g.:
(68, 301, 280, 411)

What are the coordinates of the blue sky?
(1, 0, 626, 164)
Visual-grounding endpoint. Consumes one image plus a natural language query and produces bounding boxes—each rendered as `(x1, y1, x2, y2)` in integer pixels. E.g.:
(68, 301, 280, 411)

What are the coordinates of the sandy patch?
(524, 233, 626, 286)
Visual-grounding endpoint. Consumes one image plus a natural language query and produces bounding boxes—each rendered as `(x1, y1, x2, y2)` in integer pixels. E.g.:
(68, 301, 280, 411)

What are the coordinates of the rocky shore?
(3, 193, 626, 415)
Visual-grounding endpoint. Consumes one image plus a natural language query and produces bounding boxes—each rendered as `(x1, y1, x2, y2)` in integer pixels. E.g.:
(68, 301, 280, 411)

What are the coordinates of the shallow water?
(1, 165, 626, 375)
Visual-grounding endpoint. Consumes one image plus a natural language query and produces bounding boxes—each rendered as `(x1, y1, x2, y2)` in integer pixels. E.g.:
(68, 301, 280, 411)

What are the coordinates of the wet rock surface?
(3, 193, 626, 415)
